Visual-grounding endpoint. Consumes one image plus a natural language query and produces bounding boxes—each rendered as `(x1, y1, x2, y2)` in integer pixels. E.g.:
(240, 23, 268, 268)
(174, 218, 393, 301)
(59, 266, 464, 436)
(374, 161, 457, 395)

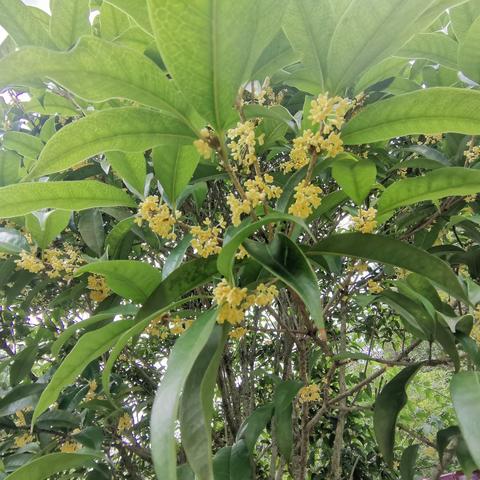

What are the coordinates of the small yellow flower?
(227, 120, 259, 171)
(190, 218, 223, 258)
(288, 180, 322, 219)
(15, 251, 45, 273)
(367, 280, 383, 294)
(14, 433, 34, 448)
(117, 413, 133, 433)
(85, 379, 97, 401)
(252, 283, 279, 307)
(15, 410, 27, 427)
(235, 245, 249, 260)
(465, 194, 477, 203)
(298, 384, 320, 403)
(60, 441, 81, 453)
(87, 275, 110, 303)
(169, 316, 193, 335)
(136, 196, 179, 240)
(229, 327, 248, 340)
(352, 208, 377, 234)
(194, 139, 213, 159)
(227, 194, 252, 226)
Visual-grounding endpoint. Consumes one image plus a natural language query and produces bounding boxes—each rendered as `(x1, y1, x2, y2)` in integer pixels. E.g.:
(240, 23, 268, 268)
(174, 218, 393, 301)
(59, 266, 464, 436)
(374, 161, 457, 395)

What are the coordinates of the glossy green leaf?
(273, 380, 302, 461)
(78, 210, 105, 256)
(374, 364, 422, 466)
(451, 371, 480, 467)
(0, 36, 194, 123)
(26, 107, 195, 179)
(450, 0, 480, 41)
(399, 444, 419, 480)
(0, 0, 54, 48)
(0, 150, 20, 186)
(3, 131, 43, 159)
(309, 233, 466, 301)
(218, 213, 311, 284)
(229, 440, 253, 480)
(245, 233, 324, 331)
(342, 88, 480, 145)
(153, 145, 199, 206)
(76, 260, 162, 303)
(25, 210, 71, 249)
(458, 16, 480, 83)
(212, 447, 232, 479)
(331, 155, 376, 205)
(151, 308, 218, 480)
(10, 345, 38, 386)
(49, 0, 91, 50)
(397, 33, 459, 70)
(377, 168, 480, 218)
(4, 453, 101, 480)
(105, 0, 152, 34)
(236, 404, 274, 454)
(0, 228, 29, 254)
(0, 384, 44, 417)
(162, 234, 192, 280)
(32, 319, 135, 424)
(180, 325, 226, 480)
(104, 217, 136, 260)
(0, 181, 135, 218)
(148, 0, 288, 129)
(106, 151, 146, 195)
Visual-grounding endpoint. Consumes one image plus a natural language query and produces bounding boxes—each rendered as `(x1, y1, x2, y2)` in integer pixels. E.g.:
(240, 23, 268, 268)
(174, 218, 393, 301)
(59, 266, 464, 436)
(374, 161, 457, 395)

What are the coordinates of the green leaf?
(273, 380, 302, 461)
(49, 0, 91, 50)
(229, 440, 253, 480)
(374, 364, 422, 466)
(10, 345, 38, 386)
(399, 444, 420, 480)
(76, 260, 162, 303)
(151, 308, 218, 480)
(137, 257, 218, 322)
(153, 145, 199, 206)
(0, 150, 20, 186)
(104, 0, 152, 34)
(245, 233, 324, 332)
(0, 228, 29, 254)
(106, 151, 146, 196)
(308, 233, 466, 301)
(236, 404, 274, 454)
(458, 16, 480, 83)
(78, 209, 105, 256)
(3, 131, 43, 159)
(32, 319, 135, 424)
(25, 210, 71, 249)
(377, 167, 480, 218)
(451, 371, 480, 467)
(212, 447, 232, 479)
(148, 0, 288, 129)
(450, 0, 480, 41)
(326, 0, 466, 93)
(331, 155, 376, 205)
(0, 36, 195, 123)
(4, 453, 101, 480)
(397, 33, 459, 70)
(0, 384, 44, 417)
(0, 181, 135, 218)
(104, 217, 136, 260)
(180, 325, 226, 480)
(0, 0, 54, 48)
(218, 213, 311, 284)
(342, 88, 480, 145)
(162, 234, 192, 280)
(26, 107, 195, 179)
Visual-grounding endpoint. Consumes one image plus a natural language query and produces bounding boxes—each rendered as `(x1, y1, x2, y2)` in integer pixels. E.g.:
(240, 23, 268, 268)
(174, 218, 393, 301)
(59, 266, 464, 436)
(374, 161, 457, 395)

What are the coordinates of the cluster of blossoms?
(60, 441, 81, 453)
(288, 180, 323, 219)
(252, 78, 285, 106)
(117, 413, 133, 434)
(352, 207, 378, 234)
(228, 326, 248, 340)
(170, 316, 193, 335)
(418, 134, 443, 145)
(144, 315, 169, 339)
(228, 174, 283, 226)
(298, 384, 321, 403)
(282, 94, 351, 174)
(367, 280, 383, 294)
(464, 139, 480, 164)
(227, 120, 264, 172)
(190, 217, 225, 258)
(87, 275, 111, 303)
(213, 279, 279, 326)
(14, 433, 34, 448)
(193, 128, 213, 160)
(15, 244, 84, 278)
(85, 379, 97, 402)
(135, 196, 180, 241)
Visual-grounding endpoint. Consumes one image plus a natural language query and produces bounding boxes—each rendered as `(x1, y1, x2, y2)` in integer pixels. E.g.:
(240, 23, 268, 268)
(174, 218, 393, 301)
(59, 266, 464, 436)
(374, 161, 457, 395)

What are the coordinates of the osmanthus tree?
(3, 0, 480, 479)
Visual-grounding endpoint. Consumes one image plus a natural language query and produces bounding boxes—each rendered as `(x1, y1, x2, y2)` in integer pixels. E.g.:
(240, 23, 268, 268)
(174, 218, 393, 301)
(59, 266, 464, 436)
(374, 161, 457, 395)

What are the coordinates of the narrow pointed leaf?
(106, 151, 147, 195)
(49, 0, 91, 50)
(25, 210, 72, 249)
(0, 181, 135, 218)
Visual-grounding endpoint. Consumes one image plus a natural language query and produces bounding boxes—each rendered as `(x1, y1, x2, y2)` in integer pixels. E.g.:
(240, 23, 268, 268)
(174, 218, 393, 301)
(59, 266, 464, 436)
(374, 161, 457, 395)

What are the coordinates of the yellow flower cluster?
(227, 120, 258, 171)
(15, 251, 44, 273)
(367, 280, 383, 294)
(15, 410, 27, 427)
(288, 180, 322, 219)
(418, 134, 443, 145)
(87, 275, 110, 303)
(298, 384, 320, 403)
(117, 413, 132, 433)
(193, 128, 213, 159)
(465, 194, 477, 203)
(352, 208, 377, 234)
(214, 280, 278, 326)
(170, 316, 193, 335)
(228, 175, 283, 226)
(465, 140, 480, 164)
(14, 433, 34, 448)
(135, 196, 179, 241)
(85, 379, 97, 402)
(60, 441, 81, 453)
(145, 316, 169, 339)
(190, 218, 224, 258)
(235, 245, 249, 260)
(309, 94, 350, 131)
(229, 327, 248, 340)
